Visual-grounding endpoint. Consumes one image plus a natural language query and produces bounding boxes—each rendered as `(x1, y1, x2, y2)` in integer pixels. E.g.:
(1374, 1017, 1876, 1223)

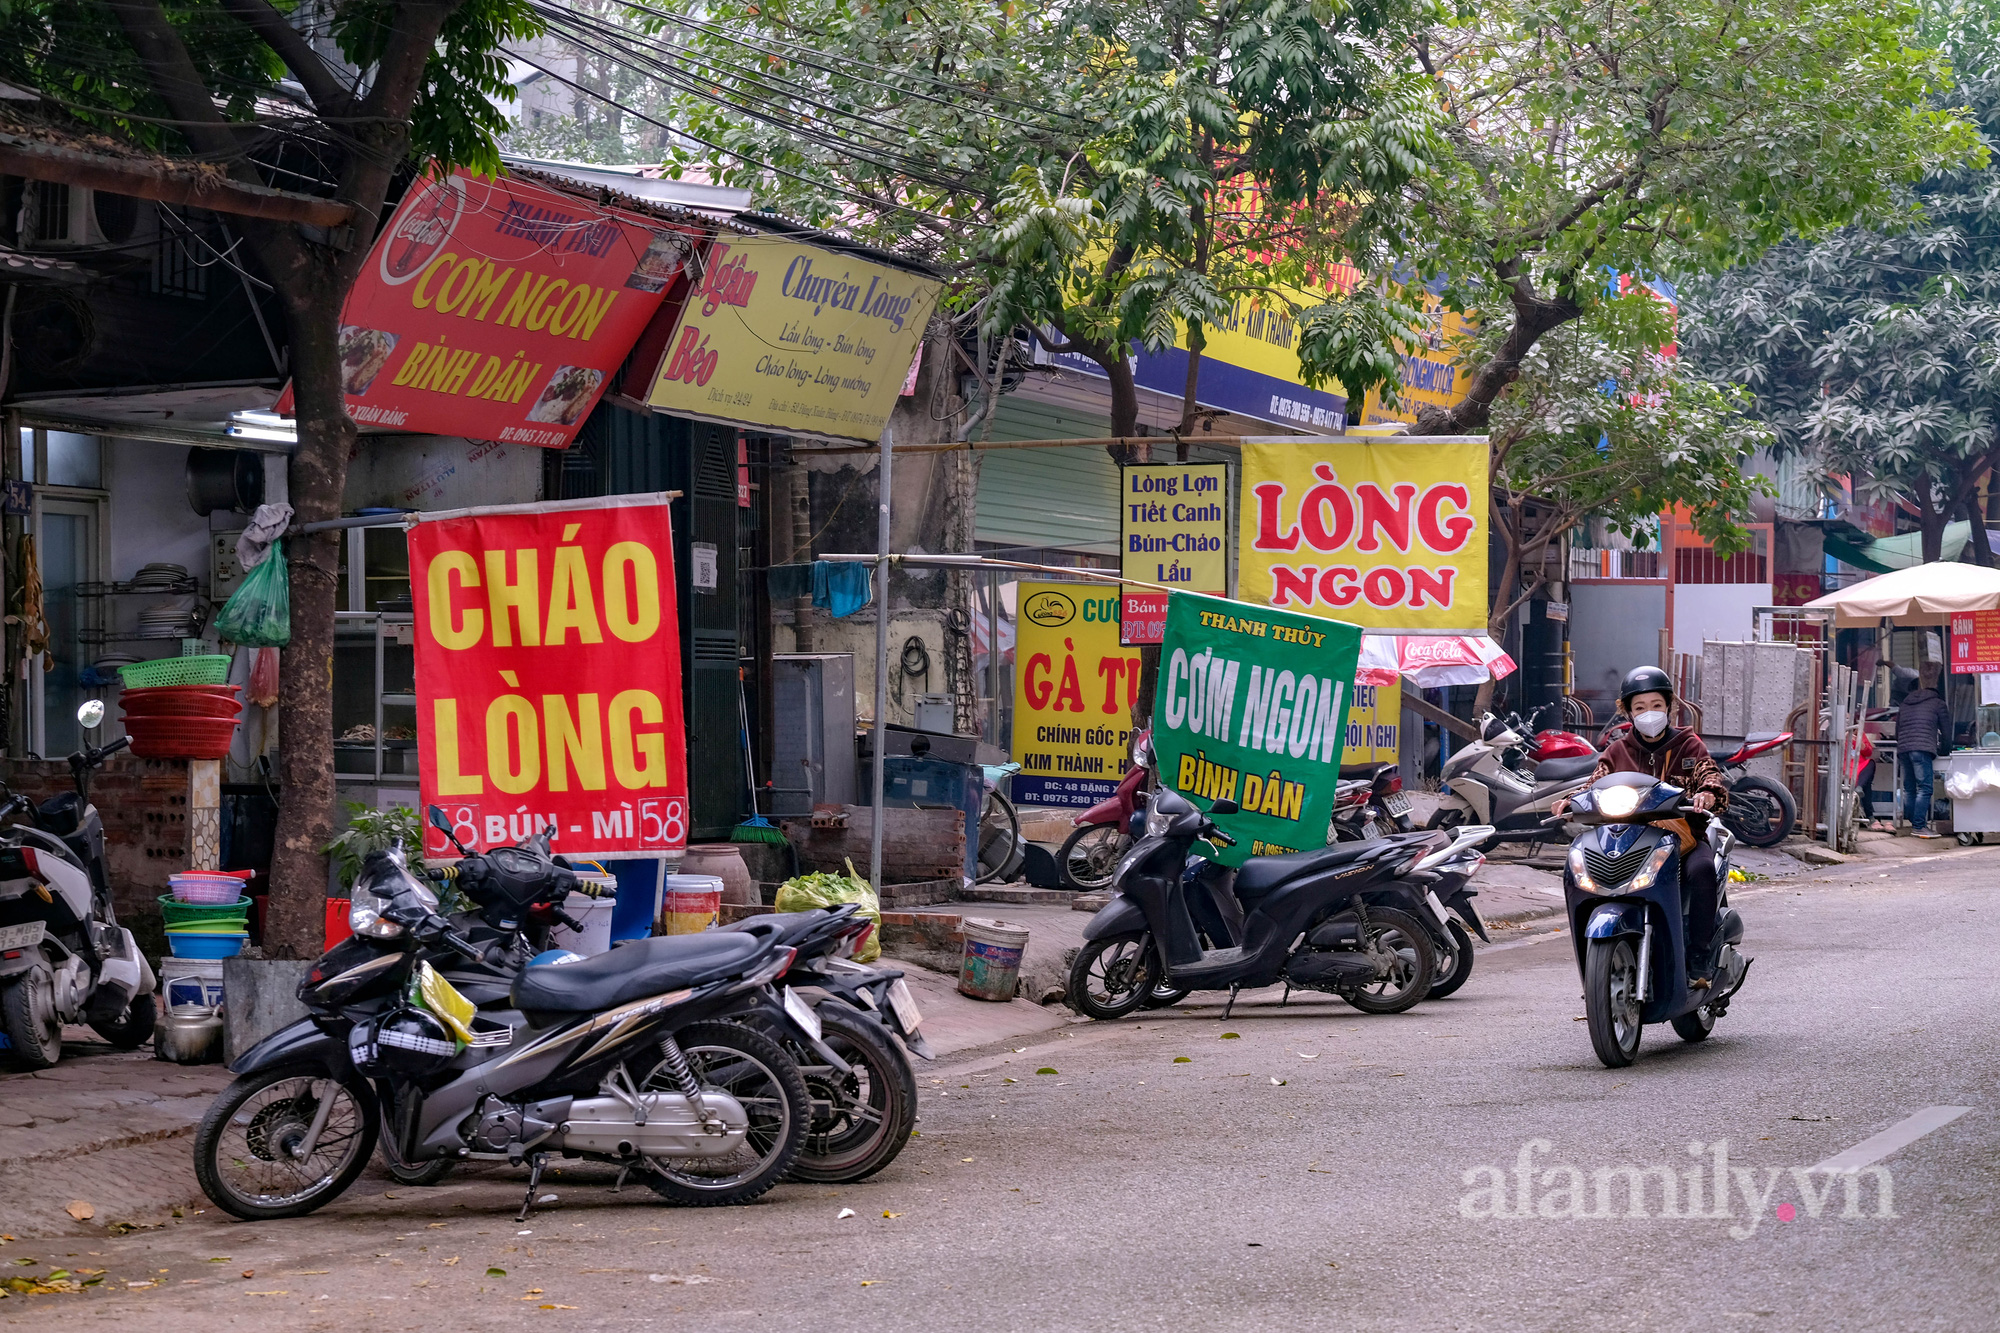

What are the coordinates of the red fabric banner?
(410, 497, 688, 858)
(285, 168, 702, 447)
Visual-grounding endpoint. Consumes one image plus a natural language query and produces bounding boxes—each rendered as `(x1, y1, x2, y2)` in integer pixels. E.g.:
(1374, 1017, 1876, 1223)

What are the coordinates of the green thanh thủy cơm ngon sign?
(1151, 590, 1362, 866)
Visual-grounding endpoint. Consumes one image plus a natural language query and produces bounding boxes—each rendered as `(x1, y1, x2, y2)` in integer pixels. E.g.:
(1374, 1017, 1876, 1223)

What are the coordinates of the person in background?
(1894, 662, 1951, 839)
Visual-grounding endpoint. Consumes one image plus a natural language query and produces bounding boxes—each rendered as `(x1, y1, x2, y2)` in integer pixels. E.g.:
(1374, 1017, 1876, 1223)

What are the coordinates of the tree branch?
(103, 0, 256, 164)
(217, 0, 357, 116)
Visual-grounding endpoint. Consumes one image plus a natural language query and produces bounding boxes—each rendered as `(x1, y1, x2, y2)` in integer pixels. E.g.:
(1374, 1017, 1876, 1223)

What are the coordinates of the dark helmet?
(1618, 665, 1675, 713)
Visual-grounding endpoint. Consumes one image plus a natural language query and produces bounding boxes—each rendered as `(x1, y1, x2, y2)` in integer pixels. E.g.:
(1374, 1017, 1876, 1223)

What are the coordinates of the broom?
(730, 674, 786, 845)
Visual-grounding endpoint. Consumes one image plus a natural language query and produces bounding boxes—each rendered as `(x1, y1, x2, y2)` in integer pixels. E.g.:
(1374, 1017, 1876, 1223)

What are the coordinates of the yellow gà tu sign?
(1009, 583, 1138, 810)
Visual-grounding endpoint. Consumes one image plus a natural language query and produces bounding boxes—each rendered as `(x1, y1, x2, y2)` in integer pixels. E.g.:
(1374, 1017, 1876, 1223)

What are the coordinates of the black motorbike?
(1068, 789, 1441, 1020)
(193, 844, 815, 1221)
(1561, 772, 1752, 1068)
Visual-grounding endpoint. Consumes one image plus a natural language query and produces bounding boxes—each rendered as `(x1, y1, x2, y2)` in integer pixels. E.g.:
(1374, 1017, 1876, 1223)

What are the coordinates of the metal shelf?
(77, 578, 200, 597)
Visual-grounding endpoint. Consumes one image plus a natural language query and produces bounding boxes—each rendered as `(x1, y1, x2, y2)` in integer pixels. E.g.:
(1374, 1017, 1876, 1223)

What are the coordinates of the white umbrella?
(1800, 561, 2000, 627)
(1356, 634, 1517, 688)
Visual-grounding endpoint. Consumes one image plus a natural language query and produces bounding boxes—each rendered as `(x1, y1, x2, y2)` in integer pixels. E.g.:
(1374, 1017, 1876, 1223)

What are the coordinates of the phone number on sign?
(1011, 777, 1118, 808)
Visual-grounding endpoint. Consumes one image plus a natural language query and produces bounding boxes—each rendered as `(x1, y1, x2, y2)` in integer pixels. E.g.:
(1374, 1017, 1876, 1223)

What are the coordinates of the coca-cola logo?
(379, 174, 467, 286)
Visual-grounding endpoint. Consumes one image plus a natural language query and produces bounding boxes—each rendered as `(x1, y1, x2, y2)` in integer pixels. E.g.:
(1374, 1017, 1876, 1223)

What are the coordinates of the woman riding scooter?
(1553, 666, 1731, 988)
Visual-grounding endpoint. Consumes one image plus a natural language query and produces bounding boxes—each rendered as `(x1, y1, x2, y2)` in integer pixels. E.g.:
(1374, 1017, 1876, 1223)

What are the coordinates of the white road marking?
(1809, 1106, 1974, 1172)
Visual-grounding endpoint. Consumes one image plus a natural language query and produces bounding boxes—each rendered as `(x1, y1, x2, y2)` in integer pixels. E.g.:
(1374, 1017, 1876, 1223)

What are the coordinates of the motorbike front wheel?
(786, 1006, 916, 1184)
(1584, 937, 1644, 1067)
(1067, 932, 1159, 1020)
(89, 990, 157, 1051)
(194, 1062, 379, 1220)
(635, 1021, 810, 1207)
(1340, 908, 1436, 1014)
(1056, 823, 1127, 891)
(1, 970, 63, 1069)
(378, 1144, 456, 1186)
(1725, 776, 1795, 848)
(1427, 920, 1477, 1000)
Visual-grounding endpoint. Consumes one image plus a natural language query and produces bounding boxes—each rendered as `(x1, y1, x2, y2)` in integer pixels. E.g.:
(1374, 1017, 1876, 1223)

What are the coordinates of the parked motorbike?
(1560, 772, 1752, 1068)
(1504, 701, 1597, 763)
(1057, 729, 1153, 890)
(193, 843, 815, 1221)
(0, 701, 155, 1067)
(384, 808, 920, 1189)
(1431, 714, 1596, 847)
(1067, 789, 1439, 1021)
(1710, 731, 1798, 847)
(1386, 823, 1494, 1000)
(1328, 763, 1416, 842)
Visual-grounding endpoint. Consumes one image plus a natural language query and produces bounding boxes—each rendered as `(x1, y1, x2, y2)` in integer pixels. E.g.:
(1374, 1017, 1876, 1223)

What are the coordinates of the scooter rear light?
(1382, 774, 1403, 795)
(834, 920, 875, 959)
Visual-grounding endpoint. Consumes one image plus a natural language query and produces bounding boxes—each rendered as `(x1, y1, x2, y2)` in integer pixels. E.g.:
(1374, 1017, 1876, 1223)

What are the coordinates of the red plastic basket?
(120, 684, 240, 716)
(125, 715, 238, 759)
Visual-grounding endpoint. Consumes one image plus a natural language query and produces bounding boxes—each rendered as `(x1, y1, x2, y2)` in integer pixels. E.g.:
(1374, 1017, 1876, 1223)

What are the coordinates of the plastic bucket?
(958, 916, 1029, 1002)
(661, 874, 724, 935)
(160, 956, 225, 1013)
(325, 898, 352, 949)
(549, 892, 616, 956)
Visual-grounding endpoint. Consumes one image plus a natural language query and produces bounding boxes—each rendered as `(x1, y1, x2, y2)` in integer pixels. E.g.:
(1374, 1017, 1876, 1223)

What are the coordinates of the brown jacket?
(1591, 725, 1730, 850)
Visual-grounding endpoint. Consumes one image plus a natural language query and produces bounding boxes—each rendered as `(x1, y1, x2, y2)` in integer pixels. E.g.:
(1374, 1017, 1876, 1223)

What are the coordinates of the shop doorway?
(30, 496, 103, 757)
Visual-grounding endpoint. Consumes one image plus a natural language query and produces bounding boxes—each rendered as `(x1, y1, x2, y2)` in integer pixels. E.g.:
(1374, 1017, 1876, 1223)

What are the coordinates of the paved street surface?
(8, 845, 1995, 1331)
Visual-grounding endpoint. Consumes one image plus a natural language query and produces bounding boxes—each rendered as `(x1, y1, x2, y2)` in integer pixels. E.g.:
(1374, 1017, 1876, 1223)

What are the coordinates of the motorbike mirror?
(1210, 798, 1240, 815)
(75, 699, 105, 730)
(428, 804, 474, 857)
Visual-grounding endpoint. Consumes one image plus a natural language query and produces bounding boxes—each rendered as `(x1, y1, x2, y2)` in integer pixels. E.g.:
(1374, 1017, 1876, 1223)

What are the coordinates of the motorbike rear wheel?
(786, 1005, 916, 1184)
(1427, 920, 1476, 1000)
(194, 1062, 379, 1220)
(1669, 1003, 1717, 1043)
(635, 1021, 809, 1207)
(1339, 908, 1436, 1014)
(1056, 823, 1127, 891)
(1066, 932, 1158, 1020)
(1, 970, 63, 1069)
(89, 990, 157, 1050)
(1724, 776, 1794, 848)
(1584, 937, 1644, 1067)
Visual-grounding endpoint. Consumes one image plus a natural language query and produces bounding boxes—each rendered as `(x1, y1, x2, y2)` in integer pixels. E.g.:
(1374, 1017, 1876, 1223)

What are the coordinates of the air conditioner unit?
(25, 182, 132, 248)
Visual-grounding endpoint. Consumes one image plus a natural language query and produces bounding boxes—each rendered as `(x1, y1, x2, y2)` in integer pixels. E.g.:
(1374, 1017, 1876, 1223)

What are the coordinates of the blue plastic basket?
(166, 930, 247, 959)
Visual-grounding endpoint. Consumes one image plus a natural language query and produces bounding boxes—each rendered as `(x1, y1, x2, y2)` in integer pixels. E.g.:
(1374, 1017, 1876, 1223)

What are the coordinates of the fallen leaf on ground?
(241, 1270, 254, 1279)
(1270, 1078, 1286, 1086)
(527, 1288, 544, 1294)
(442, 1257, 460, 1266)
(961, 1157, 974, 1163)
(1173, 1056, 1191, 1063)
(860, 1280, 877, 1286)
(487, 1267, 507, 1277)
(1220, 1032, 1240, 1039)
(245, 1290, 289, 1296)
(648, 1274, 713, 1285)
(882, 1212, 902, 1219)
(543, 1304, 577, 1309)
(1389, 1072, 1407, 1077)
(1297, 1053, 1318, 1060)
(836, 1208, 856, 1219)
(1036, 1067, 1058, 1075)
(537, 1194, 557, 1204)
(64, 1202, 93, 1222)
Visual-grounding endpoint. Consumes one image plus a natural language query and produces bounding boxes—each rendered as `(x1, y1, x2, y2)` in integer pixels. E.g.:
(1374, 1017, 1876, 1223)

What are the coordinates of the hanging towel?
(814, 561, 874, 618)
(765, 562, 813, 604)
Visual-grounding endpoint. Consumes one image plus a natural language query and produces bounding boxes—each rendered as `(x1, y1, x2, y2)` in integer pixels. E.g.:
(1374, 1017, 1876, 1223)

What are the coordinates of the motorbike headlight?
(349, 887, 405, 939)
(1597, 785, 1642, 819)
(1145, 801, 1172, 837)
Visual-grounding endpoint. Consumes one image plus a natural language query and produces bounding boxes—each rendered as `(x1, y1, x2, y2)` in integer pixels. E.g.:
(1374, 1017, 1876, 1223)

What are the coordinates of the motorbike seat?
(1742, 731, 1786, 748)
(1233, 839, 1402, 897)
(511, 931, 768, 1015)
(1535, 754, 1598, 782)
(1338, 762, 1391, 781)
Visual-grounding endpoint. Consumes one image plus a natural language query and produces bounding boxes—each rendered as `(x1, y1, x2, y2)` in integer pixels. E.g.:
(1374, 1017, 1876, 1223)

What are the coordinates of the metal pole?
(870, 425, 893, 892)
(986, 567, 1000, 745)
(1826, 664, 1843, 850)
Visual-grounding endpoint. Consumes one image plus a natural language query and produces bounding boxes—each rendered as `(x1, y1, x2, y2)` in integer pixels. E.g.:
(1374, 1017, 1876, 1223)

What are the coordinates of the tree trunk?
(1176, 324, 1206, 460)
(1920, 507, 1947, 564)
(262, 289, 356, 958)
(1966, 491, 1994, 566)
(1473, 510, 1525, 718)
(1411, 269, 1580, 435)
(1104, 353, 1143, 454)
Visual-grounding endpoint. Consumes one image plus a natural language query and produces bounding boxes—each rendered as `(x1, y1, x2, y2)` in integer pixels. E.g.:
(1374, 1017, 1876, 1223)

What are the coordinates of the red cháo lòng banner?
(282, 167, 704, 448)
(410, 495, 688, 858)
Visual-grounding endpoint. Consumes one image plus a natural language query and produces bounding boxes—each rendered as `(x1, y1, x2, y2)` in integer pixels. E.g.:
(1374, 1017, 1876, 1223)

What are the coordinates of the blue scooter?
(1560, 772, 1752, 1067)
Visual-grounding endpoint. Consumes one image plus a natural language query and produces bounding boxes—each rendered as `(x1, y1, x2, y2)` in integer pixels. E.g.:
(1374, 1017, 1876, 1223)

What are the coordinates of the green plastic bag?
(213, 540, 291, 647)
(774, 858, 882, 963)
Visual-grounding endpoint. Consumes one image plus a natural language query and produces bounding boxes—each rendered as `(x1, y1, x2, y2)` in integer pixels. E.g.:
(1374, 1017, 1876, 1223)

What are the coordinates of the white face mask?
(1634, 710, 1670, 740)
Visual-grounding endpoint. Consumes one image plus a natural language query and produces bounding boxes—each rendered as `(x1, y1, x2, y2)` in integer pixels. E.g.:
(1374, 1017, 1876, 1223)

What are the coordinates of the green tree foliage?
(1681, 7, 2000, 563)
(634, 0, 1443, 443)
(1406, 0, 1981, 437)
(1465, 289, 1774, 669)
(0, 0, 537, 956)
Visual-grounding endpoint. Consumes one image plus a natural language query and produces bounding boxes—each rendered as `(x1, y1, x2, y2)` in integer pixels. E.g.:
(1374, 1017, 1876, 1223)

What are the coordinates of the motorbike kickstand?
(1281, 983, 1291, 1007)
(1222, 983, 1241, 1021)
(516, 1151, 550, 1223)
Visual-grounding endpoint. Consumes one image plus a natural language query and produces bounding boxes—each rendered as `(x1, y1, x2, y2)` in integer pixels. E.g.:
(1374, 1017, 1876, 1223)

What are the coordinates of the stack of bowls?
(165, 869, 253, 957)
(121, 685, 242, 760)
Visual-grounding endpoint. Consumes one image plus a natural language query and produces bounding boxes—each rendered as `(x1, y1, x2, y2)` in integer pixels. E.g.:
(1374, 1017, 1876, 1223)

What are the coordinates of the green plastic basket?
(119, 655, 232, 689)
(158, 893, 251, 925)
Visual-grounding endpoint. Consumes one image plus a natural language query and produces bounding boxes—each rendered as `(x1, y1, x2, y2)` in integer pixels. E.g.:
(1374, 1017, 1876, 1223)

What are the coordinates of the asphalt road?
(15, 849, 1997, 1332)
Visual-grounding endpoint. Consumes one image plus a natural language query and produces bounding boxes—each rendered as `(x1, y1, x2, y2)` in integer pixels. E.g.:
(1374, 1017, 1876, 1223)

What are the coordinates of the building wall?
(1674, 583, 1774, 656)
(1571, 580, 1667, 721)
(1, 754, 190, 921)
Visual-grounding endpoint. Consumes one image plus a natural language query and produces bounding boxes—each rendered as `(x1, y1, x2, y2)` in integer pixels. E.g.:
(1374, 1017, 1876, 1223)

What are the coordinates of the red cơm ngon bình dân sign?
(410, 495, 688, 859)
